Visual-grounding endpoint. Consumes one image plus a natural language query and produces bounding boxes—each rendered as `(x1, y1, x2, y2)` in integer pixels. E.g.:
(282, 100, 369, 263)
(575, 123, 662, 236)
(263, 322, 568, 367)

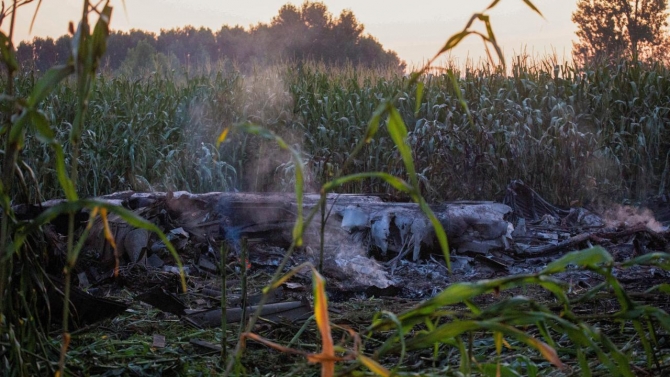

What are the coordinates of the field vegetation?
(2, 0, 670, 376)
(6, 54, 670, 206)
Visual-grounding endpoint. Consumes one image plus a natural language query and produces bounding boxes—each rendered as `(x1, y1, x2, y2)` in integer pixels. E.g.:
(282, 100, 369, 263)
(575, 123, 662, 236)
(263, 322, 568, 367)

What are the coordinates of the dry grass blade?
(310, 267, 335, 377)
(266, 262, 313, 291)
(358, 354, 391, 377)
(527, 337, 564, 370)
(241, 332, 307, 356)
(99, 207, 119, 276)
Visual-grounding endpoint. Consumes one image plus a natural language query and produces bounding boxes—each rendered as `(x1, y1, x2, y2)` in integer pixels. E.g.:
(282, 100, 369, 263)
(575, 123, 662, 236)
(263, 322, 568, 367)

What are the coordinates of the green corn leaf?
(292, 153, 304, 247)
(622, 252, 670, 269)
(632, 320, 654, 368)
(414, 81, 424, 116)
(418, 198, 450, 270)
(91, 4, 113, 69)
(542, 247, 613, 274)
(9, 111, 27, 146)
(405, 320, 480, 349)
(387, 105, 417, 185)
(649, 283, 670, 294)
(538, 279, 569, 304)
(0, 31, 18, 72)
(577, 348, 592, 377)
(27, 64, 74, 108)
(53, 143, 78, 201)
(322, 172, 413, 194)
(536, 320, 556, 348)
(480, 322, 563, 369)
(29, 110, 54, 143)
(395, 274, 554, 324)
(364, 102, 386, 143)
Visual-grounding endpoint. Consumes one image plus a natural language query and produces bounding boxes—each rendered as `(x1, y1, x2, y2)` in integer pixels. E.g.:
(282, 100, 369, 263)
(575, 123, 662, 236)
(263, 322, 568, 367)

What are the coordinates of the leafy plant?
(0, 2, 185, 376)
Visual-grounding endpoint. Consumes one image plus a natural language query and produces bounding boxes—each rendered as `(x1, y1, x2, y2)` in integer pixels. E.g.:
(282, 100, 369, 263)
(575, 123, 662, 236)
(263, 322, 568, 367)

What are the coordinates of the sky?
(6, 0, 578, 66)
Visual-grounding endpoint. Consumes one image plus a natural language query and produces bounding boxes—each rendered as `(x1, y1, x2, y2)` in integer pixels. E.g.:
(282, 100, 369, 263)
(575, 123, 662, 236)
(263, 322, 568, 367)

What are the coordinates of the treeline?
(16, 1, 404, 73)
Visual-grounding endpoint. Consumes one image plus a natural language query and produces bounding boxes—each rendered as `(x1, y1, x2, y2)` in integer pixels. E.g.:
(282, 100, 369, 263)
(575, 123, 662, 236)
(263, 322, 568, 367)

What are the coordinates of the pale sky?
(7, 0, 578, 66)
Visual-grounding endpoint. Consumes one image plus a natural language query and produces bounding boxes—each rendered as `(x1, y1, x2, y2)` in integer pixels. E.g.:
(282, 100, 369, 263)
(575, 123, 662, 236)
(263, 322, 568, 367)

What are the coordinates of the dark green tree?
(17, 1, 403, 73)
(16, 37, 65, 71)
(157, 26, 216, 66)
(104, 30, 156, 70)
(119, 39, 158, 76)
(572, 0, 669, 63)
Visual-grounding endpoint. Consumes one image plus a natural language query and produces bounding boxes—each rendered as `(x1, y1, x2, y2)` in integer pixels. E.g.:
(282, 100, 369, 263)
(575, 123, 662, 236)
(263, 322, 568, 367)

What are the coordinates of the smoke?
(602, 204, 666, 232)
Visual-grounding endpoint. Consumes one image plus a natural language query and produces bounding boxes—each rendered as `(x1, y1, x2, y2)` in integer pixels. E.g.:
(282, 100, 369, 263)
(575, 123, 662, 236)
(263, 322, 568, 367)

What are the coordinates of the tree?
(16, 1, 404, 73)
(157, 26, 216, 66)
(572, 0, 670, 64)
(105, 30, 156, 70)
(119, 39, 159, 76)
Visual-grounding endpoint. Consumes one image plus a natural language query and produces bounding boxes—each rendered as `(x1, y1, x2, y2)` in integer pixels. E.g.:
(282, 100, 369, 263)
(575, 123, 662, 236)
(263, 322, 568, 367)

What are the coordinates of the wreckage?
(15, 180, 670, 328)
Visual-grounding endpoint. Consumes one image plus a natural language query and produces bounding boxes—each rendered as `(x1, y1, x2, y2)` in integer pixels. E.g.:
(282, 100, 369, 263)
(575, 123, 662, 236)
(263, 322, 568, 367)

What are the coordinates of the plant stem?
(60, 2, 93, 375)
(220, 243, 228, 366)
(0, 0, 20, 325)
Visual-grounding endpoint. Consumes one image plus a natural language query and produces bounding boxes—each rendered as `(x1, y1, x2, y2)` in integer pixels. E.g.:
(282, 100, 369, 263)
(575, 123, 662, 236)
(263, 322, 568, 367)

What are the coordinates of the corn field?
(6, 57, 670, 206)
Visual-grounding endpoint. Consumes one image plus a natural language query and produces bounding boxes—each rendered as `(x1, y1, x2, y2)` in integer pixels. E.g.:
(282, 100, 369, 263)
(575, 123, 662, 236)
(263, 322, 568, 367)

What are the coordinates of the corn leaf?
(0, 31, 18, 72)
(312, 267, 335, 377)
(27, 64, 74, 108)
(322, 172, 413, 194)
(542, 247, 613, 274)
(359, 355, 391, 377)
(414, 81, 424, 116)
(216, 127, 230, 147)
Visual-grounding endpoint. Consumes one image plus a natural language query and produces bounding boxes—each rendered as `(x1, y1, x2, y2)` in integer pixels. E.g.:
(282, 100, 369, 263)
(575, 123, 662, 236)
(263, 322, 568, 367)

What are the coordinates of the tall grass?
(8, 56, 670, 205)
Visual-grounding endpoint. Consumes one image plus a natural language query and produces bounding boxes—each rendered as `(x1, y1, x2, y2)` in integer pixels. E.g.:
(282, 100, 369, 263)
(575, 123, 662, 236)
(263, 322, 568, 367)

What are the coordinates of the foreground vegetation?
(3, 0, 670, 376)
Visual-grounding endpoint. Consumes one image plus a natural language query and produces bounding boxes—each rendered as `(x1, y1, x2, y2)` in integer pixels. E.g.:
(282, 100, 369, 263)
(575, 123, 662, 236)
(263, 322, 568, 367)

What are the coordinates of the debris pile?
(15, 181, 670, 329)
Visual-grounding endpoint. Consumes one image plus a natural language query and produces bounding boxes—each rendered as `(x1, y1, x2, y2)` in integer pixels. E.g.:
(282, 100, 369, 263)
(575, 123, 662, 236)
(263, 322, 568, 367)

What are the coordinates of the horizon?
(7, 0, 578, 66)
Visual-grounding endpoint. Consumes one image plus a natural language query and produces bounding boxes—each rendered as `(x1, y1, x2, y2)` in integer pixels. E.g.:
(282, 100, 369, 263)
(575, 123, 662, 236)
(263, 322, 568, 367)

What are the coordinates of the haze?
(8, 0, 577, 66)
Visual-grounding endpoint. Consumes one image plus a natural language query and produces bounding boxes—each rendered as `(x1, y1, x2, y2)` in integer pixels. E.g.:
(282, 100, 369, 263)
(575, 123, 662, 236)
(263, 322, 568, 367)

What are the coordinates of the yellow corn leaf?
(85, 206, 99, 230)
(312, 267, 335, 377)
(494, 331, 502, 355)
(266, 262, 312, 291)
(241, 332, 306, 356)
(528, 337, 564, 369)
(59, 332, 71, 360)
(494, 331, 503, 377)
(503, 338, 511, 349)
(100, 207, 119, 276)
(216, 127, 230, 147)
(359, 355, 391, 377)
(306, 353, 347, 363)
